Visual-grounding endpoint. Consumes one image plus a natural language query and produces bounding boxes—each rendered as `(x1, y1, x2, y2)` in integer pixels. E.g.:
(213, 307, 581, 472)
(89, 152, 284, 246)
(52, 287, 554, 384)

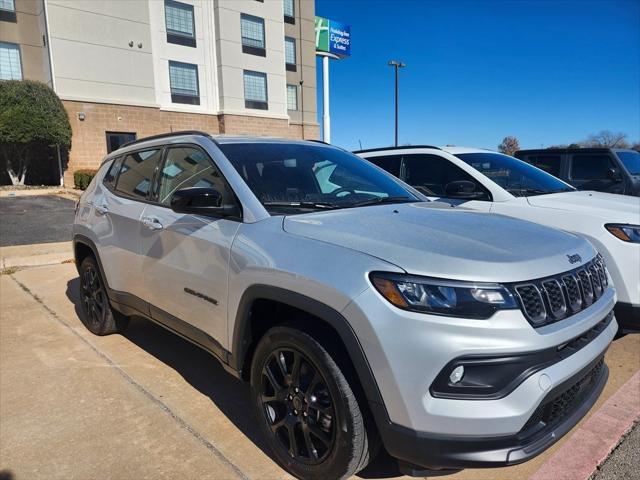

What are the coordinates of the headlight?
(370, 272, 518, 319)
(605, 224, 640, 243)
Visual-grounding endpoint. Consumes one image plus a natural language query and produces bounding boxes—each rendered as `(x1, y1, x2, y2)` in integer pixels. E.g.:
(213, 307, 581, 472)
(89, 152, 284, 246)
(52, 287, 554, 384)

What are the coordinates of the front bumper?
(343, 285, 616, 469)
(375, 354, 608, 471)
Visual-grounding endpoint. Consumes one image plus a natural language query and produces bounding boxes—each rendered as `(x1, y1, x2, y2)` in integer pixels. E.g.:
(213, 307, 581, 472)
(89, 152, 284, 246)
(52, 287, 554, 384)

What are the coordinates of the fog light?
(449, 365, 464, 384)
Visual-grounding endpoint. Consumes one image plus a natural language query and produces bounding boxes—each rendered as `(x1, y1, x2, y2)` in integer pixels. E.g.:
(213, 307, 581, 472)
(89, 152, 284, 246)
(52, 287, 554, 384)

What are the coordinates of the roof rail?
(353, 145, 441, 154)
(118, 130, 212, 150)
(307, 139, 331, 145)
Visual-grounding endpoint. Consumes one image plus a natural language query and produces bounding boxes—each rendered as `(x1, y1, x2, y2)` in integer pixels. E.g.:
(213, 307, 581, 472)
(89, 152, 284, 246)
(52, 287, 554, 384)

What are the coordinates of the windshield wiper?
(348, 196, 414, 208)
(507, 188, 548, 197)
(262, 201, 341, 210)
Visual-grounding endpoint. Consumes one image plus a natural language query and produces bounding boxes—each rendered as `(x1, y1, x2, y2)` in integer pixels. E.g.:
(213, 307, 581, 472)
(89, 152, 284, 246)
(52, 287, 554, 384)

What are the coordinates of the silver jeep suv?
(73, 132, 617, 479)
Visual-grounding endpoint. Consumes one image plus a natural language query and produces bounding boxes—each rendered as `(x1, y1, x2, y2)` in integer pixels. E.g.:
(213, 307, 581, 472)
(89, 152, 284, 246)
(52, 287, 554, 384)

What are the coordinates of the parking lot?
(1, 262, 638, 480)
(0, 195, 76, 246)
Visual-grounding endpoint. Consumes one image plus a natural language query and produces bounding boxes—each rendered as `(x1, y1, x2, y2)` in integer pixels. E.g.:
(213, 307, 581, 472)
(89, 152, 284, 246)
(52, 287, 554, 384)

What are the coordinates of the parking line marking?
(11, 275, 251, 480)
(529, 370, 640, 480)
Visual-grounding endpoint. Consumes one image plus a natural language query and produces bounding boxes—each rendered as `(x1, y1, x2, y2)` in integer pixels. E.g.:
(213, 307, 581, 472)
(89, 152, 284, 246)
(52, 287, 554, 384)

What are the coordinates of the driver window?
(403, 154, 485, 198)
(157, 146, 233, 206)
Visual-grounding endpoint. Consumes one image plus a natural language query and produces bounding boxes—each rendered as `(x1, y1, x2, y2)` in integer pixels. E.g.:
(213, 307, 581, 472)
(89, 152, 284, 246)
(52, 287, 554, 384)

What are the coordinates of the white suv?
(74, 133, 616, 479)
(358, 146, 639, 333)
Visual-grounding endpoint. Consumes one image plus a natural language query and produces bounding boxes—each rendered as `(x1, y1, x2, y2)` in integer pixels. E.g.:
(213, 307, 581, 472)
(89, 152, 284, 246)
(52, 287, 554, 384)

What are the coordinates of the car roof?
(355, 145, 497, 156)
(438, 146, 496, 155)
(106, 131, 333, 160)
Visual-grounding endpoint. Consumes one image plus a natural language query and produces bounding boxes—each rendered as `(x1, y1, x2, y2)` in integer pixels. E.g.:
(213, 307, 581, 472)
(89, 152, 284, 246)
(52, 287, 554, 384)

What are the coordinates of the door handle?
(94, 203, 109, 215)
(142, 216, 163, 231)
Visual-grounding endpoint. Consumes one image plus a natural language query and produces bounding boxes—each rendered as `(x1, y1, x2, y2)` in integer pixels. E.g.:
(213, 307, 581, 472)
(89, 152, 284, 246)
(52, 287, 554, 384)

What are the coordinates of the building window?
(286, 85, 298, 111)
(0, 0, 16, 22)
(244, 70, 268, 110)
(285, 37, 296, 71)
(169, 61, 200, 105)
(165, 0, 196, 47)
(106, 132, 137, 154)
(0, 42, 22, 80)
(241, 14, 266, 56)
(283, 0, 295, 23)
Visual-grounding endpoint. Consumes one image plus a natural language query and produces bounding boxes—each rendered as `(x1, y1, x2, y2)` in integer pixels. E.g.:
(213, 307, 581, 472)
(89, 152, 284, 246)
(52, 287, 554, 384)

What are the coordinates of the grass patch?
(1, 266, 20, 275)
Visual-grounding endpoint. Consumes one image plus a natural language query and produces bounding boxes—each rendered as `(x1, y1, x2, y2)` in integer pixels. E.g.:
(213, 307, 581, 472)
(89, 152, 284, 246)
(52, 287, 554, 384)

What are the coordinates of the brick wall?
(63, 100, 319, 185)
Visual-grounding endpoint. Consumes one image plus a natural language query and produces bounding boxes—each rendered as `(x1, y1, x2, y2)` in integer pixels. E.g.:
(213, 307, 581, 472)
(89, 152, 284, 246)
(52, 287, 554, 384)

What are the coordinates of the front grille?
(520, 357, 605, 436)
(510, 255, 609, 328)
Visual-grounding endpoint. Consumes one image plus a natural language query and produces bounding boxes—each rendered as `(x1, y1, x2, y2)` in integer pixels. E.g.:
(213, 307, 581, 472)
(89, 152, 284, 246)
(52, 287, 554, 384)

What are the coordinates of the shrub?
(74, 169, 97, 190)
(0, 80, 72, 185)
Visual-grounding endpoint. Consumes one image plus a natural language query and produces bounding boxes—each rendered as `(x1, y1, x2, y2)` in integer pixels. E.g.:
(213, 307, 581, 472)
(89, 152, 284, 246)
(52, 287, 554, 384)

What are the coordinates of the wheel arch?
(229, 285, 386, 411)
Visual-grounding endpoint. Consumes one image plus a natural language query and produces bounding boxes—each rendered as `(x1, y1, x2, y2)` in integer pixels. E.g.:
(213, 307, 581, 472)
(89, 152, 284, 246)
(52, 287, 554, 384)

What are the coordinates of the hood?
(526, 191, 640, 221)
(283, 203, 596, 283)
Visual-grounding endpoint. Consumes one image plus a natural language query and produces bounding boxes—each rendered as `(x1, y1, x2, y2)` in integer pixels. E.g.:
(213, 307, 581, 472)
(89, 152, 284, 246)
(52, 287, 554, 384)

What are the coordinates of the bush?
(74, 169, 97, 190)
(0, 80, 72, 185)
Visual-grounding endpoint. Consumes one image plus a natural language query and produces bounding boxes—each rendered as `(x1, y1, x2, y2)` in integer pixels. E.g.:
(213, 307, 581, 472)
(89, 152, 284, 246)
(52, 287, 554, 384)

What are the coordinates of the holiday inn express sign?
(315, 16, 351, 57)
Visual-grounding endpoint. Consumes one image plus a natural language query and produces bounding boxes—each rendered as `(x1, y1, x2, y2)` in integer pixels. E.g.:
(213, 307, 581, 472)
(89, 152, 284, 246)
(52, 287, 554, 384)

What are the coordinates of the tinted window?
(570, 154, 612, 180)
(367, 155, 402, 177)
(526, 155, 562, 177)
(455, 152, 573, 197)
(106, 132, 136, 153)
(157, 146, 234, 206)
(402, 154, 488, 198)
(115, 149, 162, 200)
(616, 151, 640, 175)
(103, 157, 123, 188)
(218, 142, 416, 212)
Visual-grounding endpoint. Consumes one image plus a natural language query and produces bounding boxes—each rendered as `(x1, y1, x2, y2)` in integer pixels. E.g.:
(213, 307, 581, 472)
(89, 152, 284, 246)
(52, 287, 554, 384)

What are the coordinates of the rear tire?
(78, 256, 129, 335)
(250, 326, 376, 480)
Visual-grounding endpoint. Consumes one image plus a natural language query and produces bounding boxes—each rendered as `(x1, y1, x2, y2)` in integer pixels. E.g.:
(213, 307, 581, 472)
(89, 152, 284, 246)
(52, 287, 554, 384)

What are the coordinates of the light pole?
(388, 60, 405, 147)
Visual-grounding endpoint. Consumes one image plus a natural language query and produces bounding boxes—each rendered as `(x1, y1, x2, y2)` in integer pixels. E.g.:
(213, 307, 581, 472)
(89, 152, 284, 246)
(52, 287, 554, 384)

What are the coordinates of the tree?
(582, 130, 630, 149)
(498, 136, 520, 156)
(0, 80, 71, 185)
(631, 142, 640, 152)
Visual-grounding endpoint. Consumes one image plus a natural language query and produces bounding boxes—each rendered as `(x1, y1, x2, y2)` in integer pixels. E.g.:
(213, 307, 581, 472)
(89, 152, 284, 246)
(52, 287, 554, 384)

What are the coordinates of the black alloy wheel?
(81, 263, 106, 329)
(78, 256, 129, 335)
(260, 348, 336, 463)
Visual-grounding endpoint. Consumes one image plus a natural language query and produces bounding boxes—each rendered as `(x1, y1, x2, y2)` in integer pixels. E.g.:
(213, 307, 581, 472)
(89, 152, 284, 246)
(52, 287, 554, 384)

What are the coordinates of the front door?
(568, 153, 624, 194)
(139, 145, 241, 350)
(401, 154, 493, 211)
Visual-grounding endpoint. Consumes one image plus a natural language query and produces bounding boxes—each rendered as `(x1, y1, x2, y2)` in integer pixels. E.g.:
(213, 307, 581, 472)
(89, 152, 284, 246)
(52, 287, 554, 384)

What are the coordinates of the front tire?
(250, 326, 376, 480)
(78, 256, 129, 335)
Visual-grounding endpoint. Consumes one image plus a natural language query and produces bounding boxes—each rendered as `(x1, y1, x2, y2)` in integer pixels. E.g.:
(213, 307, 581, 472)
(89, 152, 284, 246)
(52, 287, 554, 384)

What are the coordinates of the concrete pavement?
(1, 263, 639, 480)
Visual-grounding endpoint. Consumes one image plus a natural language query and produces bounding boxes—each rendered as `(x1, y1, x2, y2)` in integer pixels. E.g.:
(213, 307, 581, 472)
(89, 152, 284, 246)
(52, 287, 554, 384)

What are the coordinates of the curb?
(0, 241, 73, 269)
(529, 370, 640, 480)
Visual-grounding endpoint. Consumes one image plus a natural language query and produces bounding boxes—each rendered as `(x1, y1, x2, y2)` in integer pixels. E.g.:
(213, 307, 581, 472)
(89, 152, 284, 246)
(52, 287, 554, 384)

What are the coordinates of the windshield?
(616, 151, 640, 175)
(218, 142, 419, 213)
(454, 152, 574, 197)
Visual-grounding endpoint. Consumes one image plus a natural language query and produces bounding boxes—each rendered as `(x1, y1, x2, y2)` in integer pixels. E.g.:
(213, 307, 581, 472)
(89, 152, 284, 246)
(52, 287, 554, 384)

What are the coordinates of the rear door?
(568, 153, 624, 194)
(95, 148, 163, 301)
(138, 145, 241, 350)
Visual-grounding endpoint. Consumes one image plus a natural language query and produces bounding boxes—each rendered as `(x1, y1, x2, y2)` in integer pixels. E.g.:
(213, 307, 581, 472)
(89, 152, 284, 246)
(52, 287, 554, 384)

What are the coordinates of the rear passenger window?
(527, 155, 562, 177)
(570, 154, 612, 180)
(115, 149, 162, 200)
(157, 146, 234, 206)
(103, 157, 123, 189)
(367, 155, 402, 177)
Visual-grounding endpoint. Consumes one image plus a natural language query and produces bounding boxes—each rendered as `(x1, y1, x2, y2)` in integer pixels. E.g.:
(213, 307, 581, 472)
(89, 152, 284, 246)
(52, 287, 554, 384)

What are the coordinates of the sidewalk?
(0, 241, 73, 269)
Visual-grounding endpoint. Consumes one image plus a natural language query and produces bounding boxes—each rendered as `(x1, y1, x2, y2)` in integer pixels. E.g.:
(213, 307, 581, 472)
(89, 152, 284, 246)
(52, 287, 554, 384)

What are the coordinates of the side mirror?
(170, 187, 238, 217)
(607, 167, 623, 182)
(444, 180, 485, 199)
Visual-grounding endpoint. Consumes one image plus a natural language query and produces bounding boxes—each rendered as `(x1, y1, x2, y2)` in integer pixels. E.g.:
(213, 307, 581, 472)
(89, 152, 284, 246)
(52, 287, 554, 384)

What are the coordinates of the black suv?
(515, 148, 640, 196)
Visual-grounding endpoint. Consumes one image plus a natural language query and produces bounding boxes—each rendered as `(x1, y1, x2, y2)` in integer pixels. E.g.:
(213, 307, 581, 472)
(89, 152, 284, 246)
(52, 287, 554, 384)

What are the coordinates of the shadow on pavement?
(65, 277, 406, 479)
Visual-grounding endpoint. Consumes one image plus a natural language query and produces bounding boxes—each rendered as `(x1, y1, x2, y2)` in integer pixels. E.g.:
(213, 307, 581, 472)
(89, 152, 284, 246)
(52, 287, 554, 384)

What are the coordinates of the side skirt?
(107, 288, 240, 378)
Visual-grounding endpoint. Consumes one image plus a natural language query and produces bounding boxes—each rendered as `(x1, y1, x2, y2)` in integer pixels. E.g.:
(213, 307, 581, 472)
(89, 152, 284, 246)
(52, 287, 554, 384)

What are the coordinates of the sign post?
(315, 16, 350, 143)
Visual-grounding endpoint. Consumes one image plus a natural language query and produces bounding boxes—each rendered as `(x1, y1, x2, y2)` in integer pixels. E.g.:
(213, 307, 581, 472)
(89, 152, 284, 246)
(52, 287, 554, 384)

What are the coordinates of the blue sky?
(314, 0, 639, 151)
